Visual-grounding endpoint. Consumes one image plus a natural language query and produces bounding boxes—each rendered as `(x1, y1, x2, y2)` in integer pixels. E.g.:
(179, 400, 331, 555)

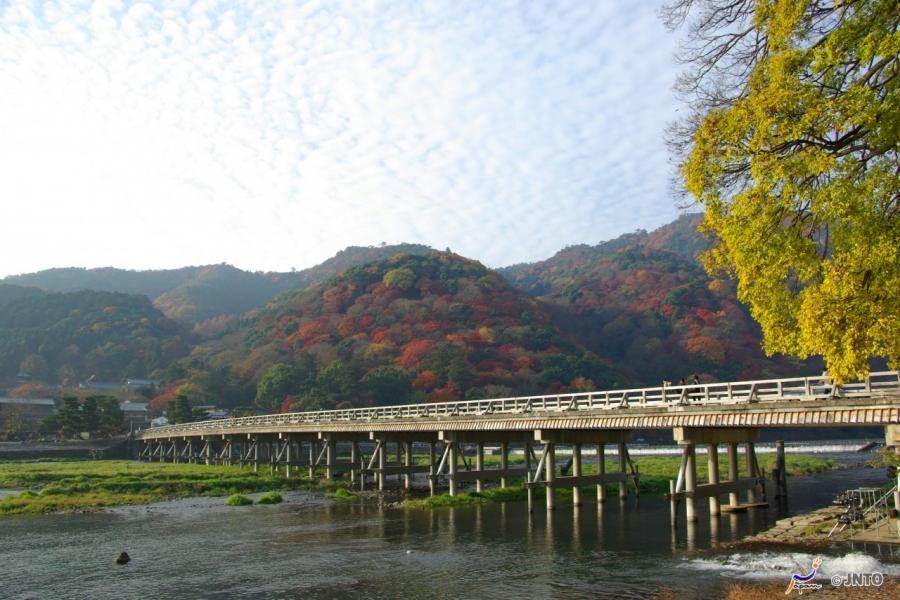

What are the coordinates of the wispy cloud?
(0, 0, 682, 276)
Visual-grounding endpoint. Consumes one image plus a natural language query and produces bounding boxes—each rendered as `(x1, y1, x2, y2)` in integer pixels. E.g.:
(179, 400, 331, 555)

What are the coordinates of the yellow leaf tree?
(664, 0, 899, 382)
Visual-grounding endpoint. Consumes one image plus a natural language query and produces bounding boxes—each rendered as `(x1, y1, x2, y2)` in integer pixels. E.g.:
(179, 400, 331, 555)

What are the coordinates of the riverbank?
(0, 453, 840, 516)
(0, 460, 319, 515)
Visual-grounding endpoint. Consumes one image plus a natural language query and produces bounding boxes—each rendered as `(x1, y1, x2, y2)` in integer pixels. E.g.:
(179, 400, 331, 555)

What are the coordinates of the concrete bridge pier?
(499, 442, 510, 488)
(308, 439, 317, 479)
(669, 428, 763, 523)
(437, 431, 531, 497)
(597, 442, 606, 503)
(707, 443, 720, 516)
(530, 430, 635, 510)
(368, 432, 437, 491)
(350, 441, 359, 485)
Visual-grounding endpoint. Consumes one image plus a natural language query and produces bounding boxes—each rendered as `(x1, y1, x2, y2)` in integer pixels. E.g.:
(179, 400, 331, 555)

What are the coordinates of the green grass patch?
(257, 491, 283, 504)
(326, 487, 356, 501)
(402, 453, 836, 508)
(226, 494, 253, 506)
(0, 460, 314, 516)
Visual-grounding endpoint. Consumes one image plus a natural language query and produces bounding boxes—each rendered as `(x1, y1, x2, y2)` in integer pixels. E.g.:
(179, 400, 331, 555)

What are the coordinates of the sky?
(0, 0, 685, 277)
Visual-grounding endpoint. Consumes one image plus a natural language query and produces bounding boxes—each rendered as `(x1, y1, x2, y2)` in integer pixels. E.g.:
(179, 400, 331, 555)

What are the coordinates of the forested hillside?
(3, 244, 434, 325)
(499, 214, 816, 384)
(0, 287, 191, 385)
(1, 215, 825, 412)
(177, 252, 621, 412)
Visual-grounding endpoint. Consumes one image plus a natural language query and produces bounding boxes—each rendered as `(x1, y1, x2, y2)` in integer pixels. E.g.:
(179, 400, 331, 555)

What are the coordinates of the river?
(1, 453, 898, 599)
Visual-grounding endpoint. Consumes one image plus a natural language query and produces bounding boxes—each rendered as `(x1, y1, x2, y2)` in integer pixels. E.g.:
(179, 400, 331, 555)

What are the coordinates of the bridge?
(139, 371, 900, 521)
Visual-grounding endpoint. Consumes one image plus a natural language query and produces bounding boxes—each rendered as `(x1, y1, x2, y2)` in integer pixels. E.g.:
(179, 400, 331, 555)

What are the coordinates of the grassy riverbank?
(0, 452, 838, 515)
(407, 453, 837, 508)
(0, 460, 312, 516)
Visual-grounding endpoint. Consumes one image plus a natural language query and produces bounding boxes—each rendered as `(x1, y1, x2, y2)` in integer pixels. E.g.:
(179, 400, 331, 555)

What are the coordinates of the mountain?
(498, 213, 816, 384)
(3, 244, 434, 325)
(182, 251, 622, 411)
(0, 286, 191, 386)
(1, 215, 823, 411)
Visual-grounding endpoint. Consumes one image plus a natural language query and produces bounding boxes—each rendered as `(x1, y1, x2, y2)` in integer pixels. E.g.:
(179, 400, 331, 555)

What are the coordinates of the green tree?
(383, 267, 416, 290)
(81, 396, 100, 435)
(97, 395, 124, 436)
(254, 357, 316, 412)
(37, 414, 59, 437)
(361, 366, 412, 406)
(664, 0, 899, 382)
(165, 395, 194, 424)
(317, 359, 354, 401)
(57, 396, 82, 438)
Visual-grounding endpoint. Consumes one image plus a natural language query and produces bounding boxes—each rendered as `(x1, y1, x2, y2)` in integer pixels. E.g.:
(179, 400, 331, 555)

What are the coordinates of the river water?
(1, 453, 898, 599)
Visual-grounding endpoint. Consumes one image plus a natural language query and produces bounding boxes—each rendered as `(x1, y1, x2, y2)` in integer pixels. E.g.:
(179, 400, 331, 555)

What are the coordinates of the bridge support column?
(428, 442, 436, 496)
(404, 442, 413, 490)
(448, 442, 458, 496)
(597, 443, 606, 503)
(475, 442, 484, 493)
(545, 442, 556, 511)
(500, 442, 509, 488)
(773, 440, 787, 499)
(572, 442, 582, 506)
(707, 443, 720, 516)
(525, 441, 533, 512)
(350, 441, 359, 485)
(308, 440, 316, 479)
(253, 437, 259, 473)
(617, 442, 627, 499)
(671, 428, 762, 522)
(378, 441, 387, 491)
(325, 435, 335, 480)
(727, 443, 738, 508)
(284, 439, 292, 478)
(684, 443, 697, 522)
(746, 442, 758, 504)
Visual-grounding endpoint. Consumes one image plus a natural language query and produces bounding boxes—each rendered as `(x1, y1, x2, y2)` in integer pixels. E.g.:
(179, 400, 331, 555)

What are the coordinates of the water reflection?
(0, 460, 892, 600)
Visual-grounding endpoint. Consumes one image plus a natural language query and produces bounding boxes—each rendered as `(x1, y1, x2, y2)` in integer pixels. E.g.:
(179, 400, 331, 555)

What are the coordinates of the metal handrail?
(143, 371, 900, 437)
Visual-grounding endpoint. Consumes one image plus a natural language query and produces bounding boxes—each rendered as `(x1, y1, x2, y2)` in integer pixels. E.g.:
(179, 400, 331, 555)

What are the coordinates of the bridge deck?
(140, 372, 900, 440)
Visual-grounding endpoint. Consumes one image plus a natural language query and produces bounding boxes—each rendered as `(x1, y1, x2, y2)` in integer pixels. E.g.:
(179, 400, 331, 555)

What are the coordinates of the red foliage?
(149, 383, 181, 411)
(398, 339, 435, 369)
(280, 395, 298, 413)
(413, 370, 438, 391)
(421, 319, 442, 333)
(428, 385, 460, 403)
(371, 328, 391, 343)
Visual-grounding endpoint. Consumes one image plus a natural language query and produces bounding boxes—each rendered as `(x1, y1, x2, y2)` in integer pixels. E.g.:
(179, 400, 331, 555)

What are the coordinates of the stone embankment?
(744, 505, 899, 547)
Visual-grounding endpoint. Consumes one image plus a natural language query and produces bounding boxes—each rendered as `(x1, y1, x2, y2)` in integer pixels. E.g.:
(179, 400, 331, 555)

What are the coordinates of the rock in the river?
(116, 552, 131, 565)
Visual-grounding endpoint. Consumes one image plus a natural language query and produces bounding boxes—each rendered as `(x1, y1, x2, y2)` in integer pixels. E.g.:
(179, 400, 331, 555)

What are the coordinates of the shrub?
(226, 494, 253, 506)
(257, 491, 283, 504)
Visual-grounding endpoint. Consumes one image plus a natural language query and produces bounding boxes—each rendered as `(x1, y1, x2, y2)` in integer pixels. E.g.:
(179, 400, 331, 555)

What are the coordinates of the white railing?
(145, 371, 900, 437)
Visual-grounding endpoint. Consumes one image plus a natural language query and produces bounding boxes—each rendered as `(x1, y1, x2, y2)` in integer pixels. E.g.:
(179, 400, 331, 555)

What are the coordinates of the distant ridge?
(3, 244, 434, 324)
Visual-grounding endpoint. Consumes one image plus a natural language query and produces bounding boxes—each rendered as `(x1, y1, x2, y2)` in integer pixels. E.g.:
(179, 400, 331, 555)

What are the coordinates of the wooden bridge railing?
(144, 371, 900, 437)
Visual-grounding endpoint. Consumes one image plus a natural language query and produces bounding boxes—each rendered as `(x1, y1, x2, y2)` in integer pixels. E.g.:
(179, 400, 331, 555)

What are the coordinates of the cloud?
(0, 0, 683, 276)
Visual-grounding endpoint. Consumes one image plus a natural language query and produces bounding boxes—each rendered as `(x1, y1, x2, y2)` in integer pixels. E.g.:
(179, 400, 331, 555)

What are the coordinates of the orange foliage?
(280, 395, 298, 413)
(413, 370, 438, 391)
(428, 385, 460, 403)
(398, 339, 434, 369)
(149, 383, 181, 411)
